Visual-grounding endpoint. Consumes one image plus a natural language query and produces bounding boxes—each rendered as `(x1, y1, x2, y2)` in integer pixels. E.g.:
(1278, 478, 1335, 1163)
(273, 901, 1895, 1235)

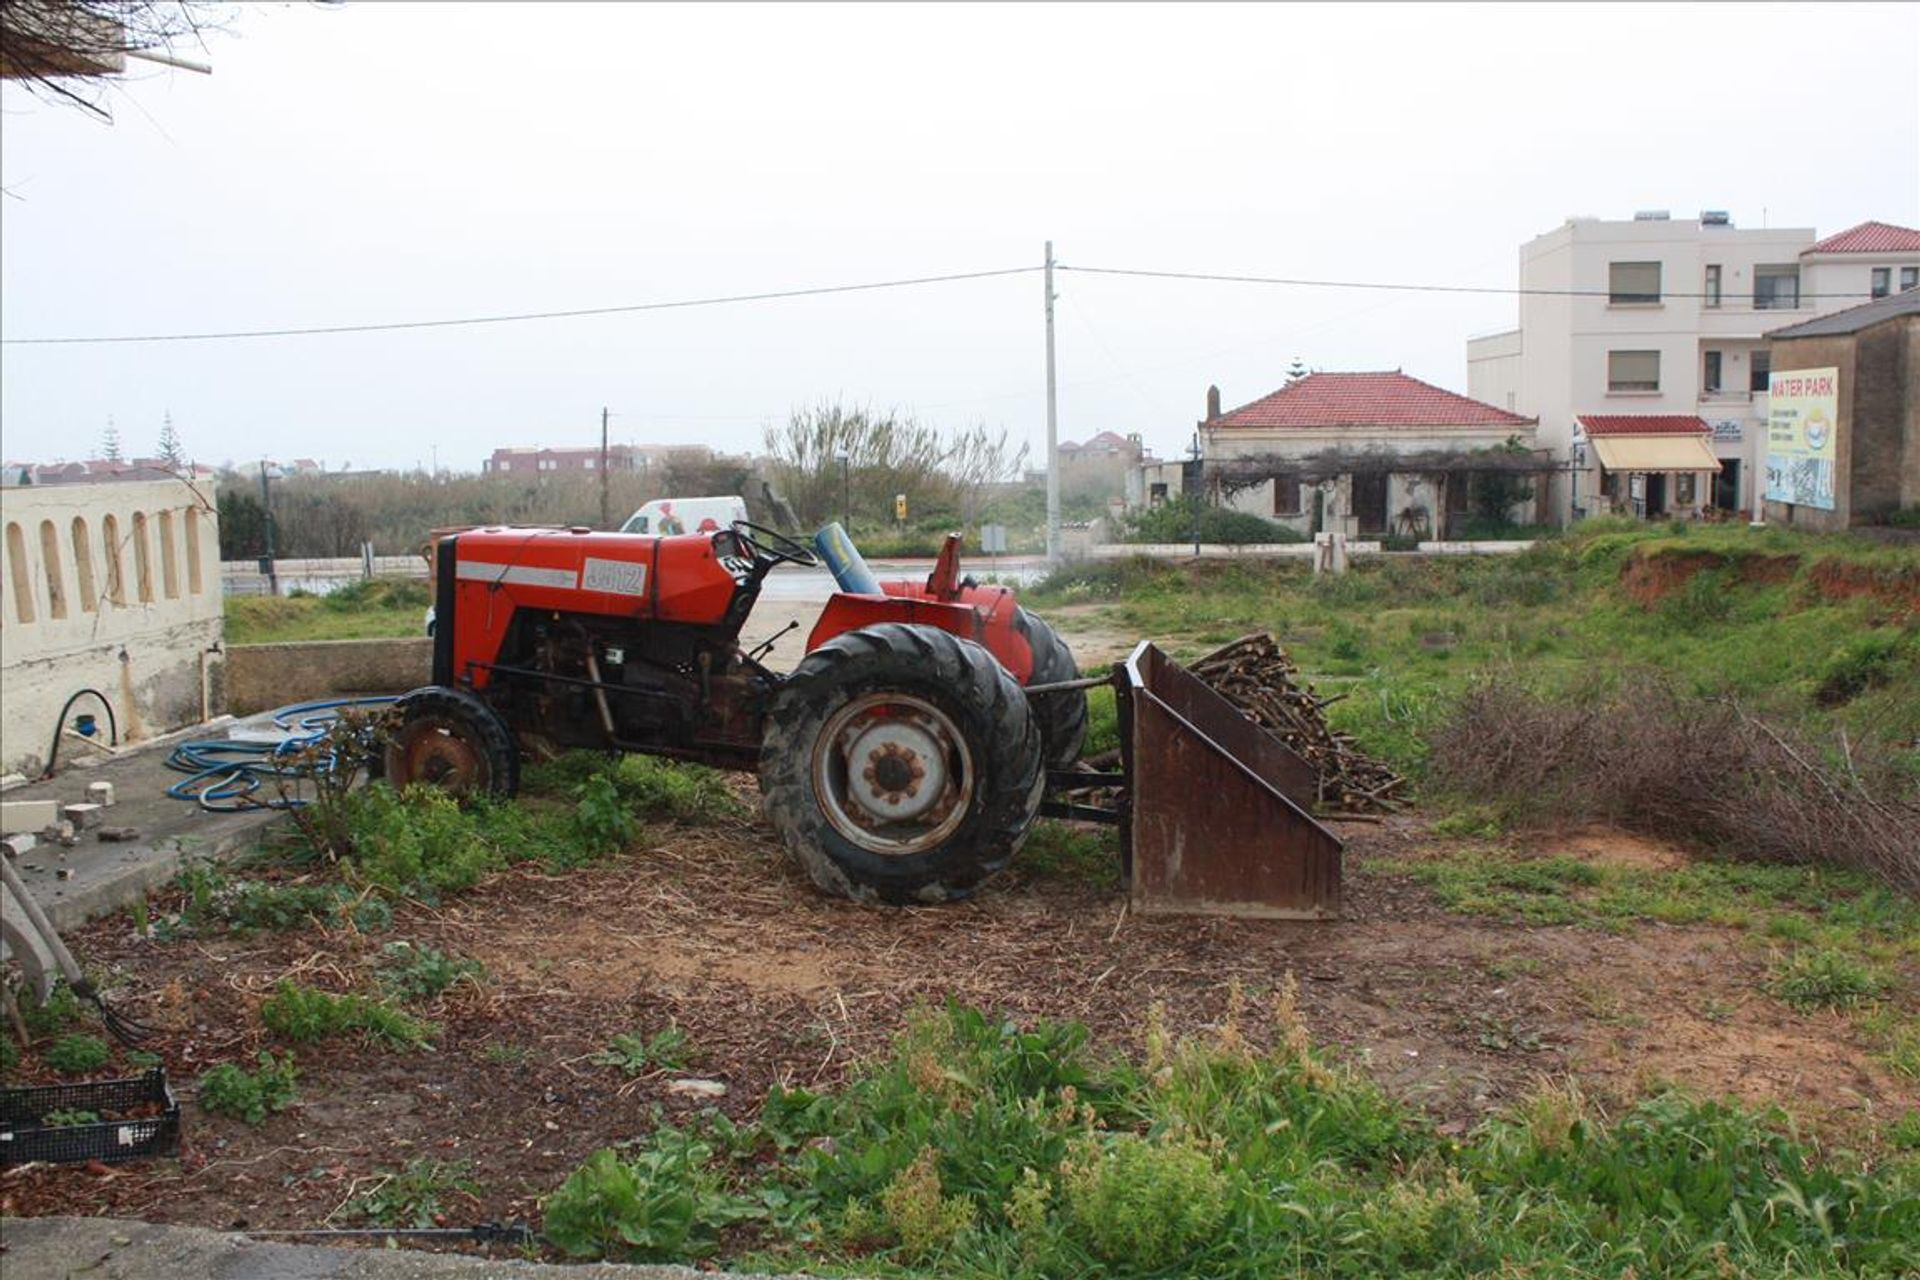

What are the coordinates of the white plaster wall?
(0, 477, 224, 777)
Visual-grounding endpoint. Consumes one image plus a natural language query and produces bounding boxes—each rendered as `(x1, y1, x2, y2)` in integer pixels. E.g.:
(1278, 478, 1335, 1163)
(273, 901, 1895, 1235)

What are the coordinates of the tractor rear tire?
(1014, 606, 1088, 769)
(382, 685, 520, 800)
(760, 623, 1044, 904)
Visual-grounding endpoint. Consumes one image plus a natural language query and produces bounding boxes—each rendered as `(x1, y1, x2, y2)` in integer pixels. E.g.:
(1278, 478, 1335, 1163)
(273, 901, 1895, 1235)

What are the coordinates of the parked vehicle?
(619, 496, 748, 536)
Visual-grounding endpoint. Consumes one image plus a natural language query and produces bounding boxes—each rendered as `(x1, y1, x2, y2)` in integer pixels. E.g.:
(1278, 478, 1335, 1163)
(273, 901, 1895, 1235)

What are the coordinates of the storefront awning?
(1590, 434, 1722, 473)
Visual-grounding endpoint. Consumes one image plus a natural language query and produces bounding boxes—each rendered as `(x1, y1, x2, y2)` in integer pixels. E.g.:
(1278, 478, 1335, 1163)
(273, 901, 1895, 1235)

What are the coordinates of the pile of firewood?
(1189, 633, 1407, 814)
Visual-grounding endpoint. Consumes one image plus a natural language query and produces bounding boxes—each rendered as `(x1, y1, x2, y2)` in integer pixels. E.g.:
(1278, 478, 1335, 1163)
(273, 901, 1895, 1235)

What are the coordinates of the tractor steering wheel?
(733, 520, 819, 568)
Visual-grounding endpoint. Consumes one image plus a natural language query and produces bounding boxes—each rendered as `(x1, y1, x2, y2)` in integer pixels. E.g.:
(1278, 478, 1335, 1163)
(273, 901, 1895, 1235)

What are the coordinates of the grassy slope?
(225, 578, 431, 645)
(1027, 519, 1920, 780)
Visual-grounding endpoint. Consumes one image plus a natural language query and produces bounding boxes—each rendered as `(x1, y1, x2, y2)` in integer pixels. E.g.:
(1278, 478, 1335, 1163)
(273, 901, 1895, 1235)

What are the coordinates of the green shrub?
(1121, 496, 1304, 546)
(1772, 949, 1887, 1011)
(376, 941, 485, 1001)
(198, 1051, 299, 1124)
(592, 1027, 693, 1075)
(879, 1147, 977, 1260)
(173, 866, 349, 933)
(44, 1033, 110, 1075)
(337, 784, 501, 897)
(1814, 630, 1911, 706)
(1060, 1132, 1229, 1269)
(259, 980, 434, 1049)
(21, 982, 84, 1036)
(573, 772, 638, 850)
(543, 1135, 757, 1262)
(345, 1158, 478, 1229)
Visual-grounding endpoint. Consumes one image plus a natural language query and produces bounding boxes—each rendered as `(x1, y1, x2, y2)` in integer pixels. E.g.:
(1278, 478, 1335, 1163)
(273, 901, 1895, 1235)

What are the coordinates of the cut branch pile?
(1190, 633, 1407, 814)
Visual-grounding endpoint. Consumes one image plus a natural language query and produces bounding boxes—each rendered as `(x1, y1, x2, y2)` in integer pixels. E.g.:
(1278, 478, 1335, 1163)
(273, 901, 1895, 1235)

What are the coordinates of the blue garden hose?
(164, 696, 399, 812)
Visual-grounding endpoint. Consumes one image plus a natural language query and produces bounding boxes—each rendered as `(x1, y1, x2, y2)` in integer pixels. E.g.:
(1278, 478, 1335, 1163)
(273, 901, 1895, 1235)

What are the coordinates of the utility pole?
(599, 406, 611, 530)
(1044, 240, 1061, 562)
(258, 458, 278, 598)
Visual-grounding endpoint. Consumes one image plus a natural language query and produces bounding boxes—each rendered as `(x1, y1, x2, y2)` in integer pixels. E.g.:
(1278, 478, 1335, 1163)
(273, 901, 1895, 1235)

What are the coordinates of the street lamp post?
(835, 449, 851, 530)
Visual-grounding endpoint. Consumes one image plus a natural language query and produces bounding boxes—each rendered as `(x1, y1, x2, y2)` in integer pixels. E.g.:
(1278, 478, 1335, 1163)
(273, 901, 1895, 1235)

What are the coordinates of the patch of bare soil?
(4, 807, 1912, 1240)
(1529, 825, 1689, 871)
(1044, 603, 1146, 667)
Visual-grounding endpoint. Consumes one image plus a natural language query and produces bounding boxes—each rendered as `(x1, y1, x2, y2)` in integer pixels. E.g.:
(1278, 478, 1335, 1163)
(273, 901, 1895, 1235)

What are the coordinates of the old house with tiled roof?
(1196, 371, 1545, 539)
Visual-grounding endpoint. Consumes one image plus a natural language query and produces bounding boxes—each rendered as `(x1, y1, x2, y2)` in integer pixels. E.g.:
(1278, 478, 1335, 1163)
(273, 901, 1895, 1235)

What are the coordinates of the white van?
(619, 495, 748, 536)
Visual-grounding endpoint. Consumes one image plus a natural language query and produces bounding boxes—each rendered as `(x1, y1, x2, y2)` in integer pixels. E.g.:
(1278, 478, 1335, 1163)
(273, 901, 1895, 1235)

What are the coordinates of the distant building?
(483, 445, 641, 476)
(1760, 290, 1920, 531)
(3, 457, 215, 487)
(1467, 212, 1920, 522)
(1057, 431, 1147, 502)
(1198, 372, 1543, 539)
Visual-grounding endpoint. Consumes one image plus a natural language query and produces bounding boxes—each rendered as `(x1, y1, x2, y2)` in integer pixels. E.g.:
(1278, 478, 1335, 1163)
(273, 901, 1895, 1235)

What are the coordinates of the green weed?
(259, 980, 435, 1049)
(1060, 1131, 1229, 1270)
(1772, 949, 1888, 1011)
(344, 1158, 478, 1229)
(42, 1108, 102, 1127)
(542, 1134, 758, 1262)
(1018, 821, 1121, 888)
(376, 942, 485, 1002)
(21, 983, 84, 1037)
(197, 1051, 299, 1124)
(593, 1027, 693, 1075)
(44, 1034, 110, 1075)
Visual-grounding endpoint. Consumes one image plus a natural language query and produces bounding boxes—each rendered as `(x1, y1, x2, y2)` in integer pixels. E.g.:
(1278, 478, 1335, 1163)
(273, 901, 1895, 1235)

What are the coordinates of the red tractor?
(386, 522, 1089, 904)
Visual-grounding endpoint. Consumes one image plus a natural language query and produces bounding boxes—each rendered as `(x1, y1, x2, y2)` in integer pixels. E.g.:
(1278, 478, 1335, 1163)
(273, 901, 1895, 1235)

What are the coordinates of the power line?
(1059, 263, 1877, 303)
(1, 266, 1042, 346)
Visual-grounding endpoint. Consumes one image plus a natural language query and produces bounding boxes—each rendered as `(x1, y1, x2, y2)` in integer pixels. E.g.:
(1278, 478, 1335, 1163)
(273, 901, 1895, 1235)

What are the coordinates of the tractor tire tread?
(1014, 606, 1089, 769)
(382, 684, 521, 799)
(760, 623, 1042, 905)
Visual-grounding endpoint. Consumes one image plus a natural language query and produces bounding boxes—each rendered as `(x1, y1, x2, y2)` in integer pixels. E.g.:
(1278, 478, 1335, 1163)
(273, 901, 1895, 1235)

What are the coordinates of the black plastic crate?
(0, 1069, 180, 1166)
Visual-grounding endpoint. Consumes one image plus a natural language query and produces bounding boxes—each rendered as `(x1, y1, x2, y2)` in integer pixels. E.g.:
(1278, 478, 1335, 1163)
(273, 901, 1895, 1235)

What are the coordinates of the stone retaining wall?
(224, 638, 431, 715)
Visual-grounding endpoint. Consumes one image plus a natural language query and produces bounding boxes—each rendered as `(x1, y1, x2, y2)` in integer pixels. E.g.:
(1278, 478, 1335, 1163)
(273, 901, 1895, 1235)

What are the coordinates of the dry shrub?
(1430, 679, 1920, 891)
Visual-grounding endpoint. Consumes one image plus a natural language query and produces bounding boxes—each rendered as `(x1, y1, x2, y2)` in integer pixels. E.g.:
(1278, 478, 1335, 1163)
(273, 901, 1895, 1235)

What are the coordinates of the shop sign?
(1765, 368, 1838, 510)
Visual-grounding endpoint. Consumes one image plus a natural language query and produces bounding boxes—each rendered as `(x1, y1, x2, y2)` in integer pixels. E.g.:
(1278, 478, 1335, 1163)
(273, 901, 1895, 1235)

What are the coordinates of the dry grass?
(1430, 679, 1920, 892)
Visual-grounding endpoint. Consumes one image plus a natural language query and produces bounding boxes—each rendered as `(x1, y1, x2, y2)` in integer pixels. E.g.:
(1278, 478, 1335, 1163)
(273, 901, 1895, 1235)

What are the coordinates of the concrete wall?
(224, 638, 433, 716)
(1, 478, 223, 777)
(1767, 315, 1920, 530)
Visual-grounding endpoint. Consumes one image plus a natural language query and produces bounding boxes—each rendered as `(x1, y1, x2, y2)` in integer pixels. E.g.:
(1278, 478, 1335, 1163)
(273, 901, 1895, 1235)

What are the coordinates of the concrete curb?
(0, 1217, 826, 1280)
(29, 809, 287, 933)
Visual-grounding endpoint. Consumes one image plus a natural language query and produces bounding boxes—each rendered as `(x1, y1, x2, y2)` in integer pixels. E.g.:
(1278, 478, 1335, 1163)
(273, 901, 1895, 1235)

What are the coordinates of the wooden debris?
(1189, 633, 1408, 815)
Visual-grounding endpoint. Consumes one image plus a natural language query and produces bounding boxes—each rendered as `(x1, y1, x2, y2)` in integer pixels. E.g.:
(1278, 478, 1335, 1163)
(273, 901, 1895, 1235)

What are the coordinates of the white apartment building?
(1467, 213, 1920, 522)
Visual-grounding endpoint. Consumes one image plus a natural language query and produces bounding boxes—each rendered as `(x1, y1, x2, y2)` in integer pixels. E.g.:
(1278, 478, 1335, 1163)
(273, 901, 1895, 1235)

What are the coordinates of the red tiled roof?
(1803, 221, 1920, 255)
(1208, 371, 1532, 430)
(1577, 415, 1710, 437)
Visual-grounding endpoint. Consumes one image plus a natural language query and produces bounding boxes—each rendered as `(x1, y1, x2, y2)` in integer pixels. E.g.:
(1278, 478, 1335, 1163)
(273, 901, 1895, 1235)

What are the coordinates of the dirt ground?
(5, 795, 1913, 1236)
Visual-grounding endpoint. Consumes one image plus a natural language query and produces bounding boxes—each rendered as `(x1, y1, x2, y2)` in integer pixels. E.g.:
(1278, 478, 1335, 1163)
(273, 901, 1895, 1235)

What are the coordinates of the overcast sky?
(3, 2, 1916, 472)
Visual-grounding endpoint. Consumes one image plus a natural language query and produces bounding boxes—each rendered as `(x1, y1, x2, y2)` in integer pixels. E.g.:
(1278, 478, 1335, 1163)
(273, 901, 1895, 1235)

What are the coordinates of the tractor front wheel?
(760, 624, 1043, 904)
(381, 685, 520, 799)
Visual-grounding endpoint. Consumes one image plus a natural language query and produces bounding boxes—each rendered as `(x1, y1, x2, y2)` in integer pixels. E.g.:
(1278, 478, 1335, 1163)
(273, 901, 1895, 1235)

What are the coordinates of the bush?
(259, 980, 434, 1049)
(543, 1135, 757, 1262)
(336, 784, 502, 897)
(198, 1051, 299, 1124)
(1120, 495, 1303, 545)
(376, 942, 485, 1002)
(44, 1034, 110, 1075)
(880, 1147, 977, 1260)
(1430, 678, 1920, 892)
(1060, 1132, 1228, 1269)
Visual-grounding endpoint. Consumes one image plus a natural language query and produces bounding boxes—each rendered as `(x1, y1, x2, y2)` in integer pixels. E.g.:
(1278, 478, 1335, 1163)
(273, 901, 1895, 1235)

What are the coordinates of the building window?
(1676, 474, 1697, 506)
(1703, 350, 1723, 393)
(1272, 476, 1301, 516)
(1753, 265, 1800, 310)
(1903, 266, 1919, 293)
(1751, 349, 1771, 394)
(1872, 267, 1892, 298)
(1609, 261, 1662, 304)
(584, 457, 596, 469)
(1704, 264, 1722, 308)
(1608, 349, 1661, 393)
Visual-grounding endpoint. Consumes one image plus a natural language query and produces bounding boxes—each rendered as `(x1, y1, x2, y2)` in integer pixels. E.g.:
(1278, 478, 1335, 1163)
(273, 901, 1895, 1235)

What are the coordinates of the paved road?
(0, 1217, 828, 1280)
